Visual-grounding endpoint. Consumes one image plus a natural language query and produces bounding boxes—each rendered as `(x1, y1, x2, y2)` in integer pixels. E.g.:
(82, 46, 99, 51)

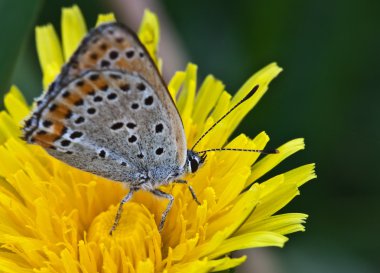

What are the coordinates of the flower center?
(87, 203, 162, 268)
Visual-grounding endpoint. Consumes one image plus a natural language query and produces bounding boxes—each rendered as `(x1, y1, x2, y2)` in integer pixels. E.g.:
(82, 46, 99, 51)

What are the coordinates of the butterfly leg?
(109, 189, 135, 235)
(174, 179, 201, 205)
(151, 189, 174, 231)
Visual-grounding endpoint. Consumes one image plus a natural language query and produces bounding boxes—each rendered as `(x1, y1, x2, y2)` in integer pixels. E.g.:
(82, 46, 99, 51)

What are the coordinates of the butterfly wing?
(23, 23, 187, 183)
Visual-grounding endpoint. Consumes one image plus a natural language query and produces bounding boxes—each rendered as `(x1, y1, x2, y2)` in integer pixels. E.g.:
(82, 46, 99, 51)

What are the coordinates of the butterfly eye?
(190, 158, 199, 173)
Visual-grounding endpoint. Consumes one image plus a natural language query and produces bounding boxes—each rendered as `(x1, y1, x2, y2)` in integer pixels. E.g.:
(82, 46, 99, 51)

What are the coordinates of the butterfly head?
(185, 150, 206, 174)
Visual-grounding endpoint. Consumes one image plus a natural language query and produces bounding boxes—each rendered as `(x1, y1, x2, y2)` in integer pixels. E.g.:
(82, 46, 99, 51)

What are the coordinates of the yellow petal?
(0, 141, 24, 176)
(170, 257, 229, 273)
(171, 234, 199, 262)
(4, 86, 30, 125)
(243, 162, 315, 228)
(136, 259, 154, 273)
(78, 240, 98, 273)
(96, 13, 116, 26)
(7, 85, 27, 105)
(190, 91, 231, 149)
(138, 9, 160, 65)
(207, 183, 260, 236)
(208, 135, 259, 212)
(212, 91, 232, 121)
(226, 63, 282, 137)
(61, 5, 87, 61)
(211, 256, 247, 272)
(237, 213, 308, 236)
(0, 255, 33, 273)
(193, 75, 224, 125)
(61, 248, 80, 273)
(168, 71, 186, 101)
(168, 64, 198, 144)
(35, 24, 64, 89)
(177, 63, 197, 121)
(184, 185, 260, 261)
(284, 163, 317, 187)
(249, 138, 305, 182)
(0, 112, 20, 143)
(250, 177, 299, 222)
(208, 231, 288, 259)
(0, 138, 49, 179)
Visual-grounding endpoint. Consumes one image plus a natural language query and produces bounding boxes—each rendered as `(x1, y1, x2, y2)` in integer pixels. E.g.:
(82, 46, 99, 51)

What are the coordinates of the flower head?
(0, 5, 316, 273)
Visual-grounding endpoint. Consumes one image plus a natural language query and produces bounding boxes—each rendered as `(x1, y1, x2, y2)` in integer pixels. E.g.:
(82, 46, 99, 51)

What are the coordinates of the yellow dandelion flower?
(0, 5, 316, 273)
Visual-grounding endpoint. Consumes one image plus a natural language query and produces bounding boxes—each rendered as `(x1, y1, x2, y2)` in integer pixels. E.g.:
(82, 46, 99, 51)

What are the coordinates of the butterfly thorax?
(132, 165, 183, 191)
(131, 150, 205, 191)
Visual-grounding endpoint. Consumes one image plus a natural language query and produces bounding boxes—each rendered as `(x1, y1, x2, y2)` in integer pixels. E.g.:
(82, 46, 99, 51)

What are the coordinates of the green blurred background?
(0, 0, 379, 272)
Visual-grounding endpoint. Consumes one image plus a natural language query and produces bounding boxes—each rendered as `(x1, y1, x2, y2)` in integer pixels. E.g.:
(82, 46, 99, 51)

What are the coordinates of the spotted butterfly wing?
(23, 23, 187, 184)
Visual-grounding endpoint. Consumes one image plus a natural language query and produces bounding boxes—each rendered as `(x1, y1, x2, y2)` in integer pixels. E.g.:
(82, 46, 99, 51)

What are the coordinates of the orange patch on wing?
(52, 122, 66, 136)
(82, 55, 98, 66)
(93, 77, 108, 89)
(64, 93, 83, 105)
(115, 58, 130, 70)
(83, 63, 96, 70)
(47, 104, 71, 120)
(114, 36, 132, 48)
(33, 132, 59, 148)
(98, 42, 109, 52)
(33, 121, 67, 148)
(79, 83, 95, 95)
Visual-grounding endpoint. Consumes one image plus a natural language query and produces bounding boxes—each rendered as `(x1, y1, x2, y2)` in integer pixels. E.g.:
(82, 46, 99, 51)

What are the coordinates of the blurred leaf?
(0, 0, 44, 96)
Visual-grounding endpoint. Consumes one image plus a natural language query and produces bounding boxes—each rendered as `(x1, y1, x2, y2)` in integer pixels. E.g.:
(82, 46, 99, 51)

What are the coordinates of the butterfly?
(23, 22, 276, 233)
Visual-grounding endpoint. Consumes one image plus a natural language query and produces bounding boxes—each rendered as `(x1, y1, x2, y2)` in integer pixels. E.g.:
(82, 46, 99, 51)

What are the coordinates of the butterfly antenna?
(197, 147, 279, 154)
(191, 85, 259, 150)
